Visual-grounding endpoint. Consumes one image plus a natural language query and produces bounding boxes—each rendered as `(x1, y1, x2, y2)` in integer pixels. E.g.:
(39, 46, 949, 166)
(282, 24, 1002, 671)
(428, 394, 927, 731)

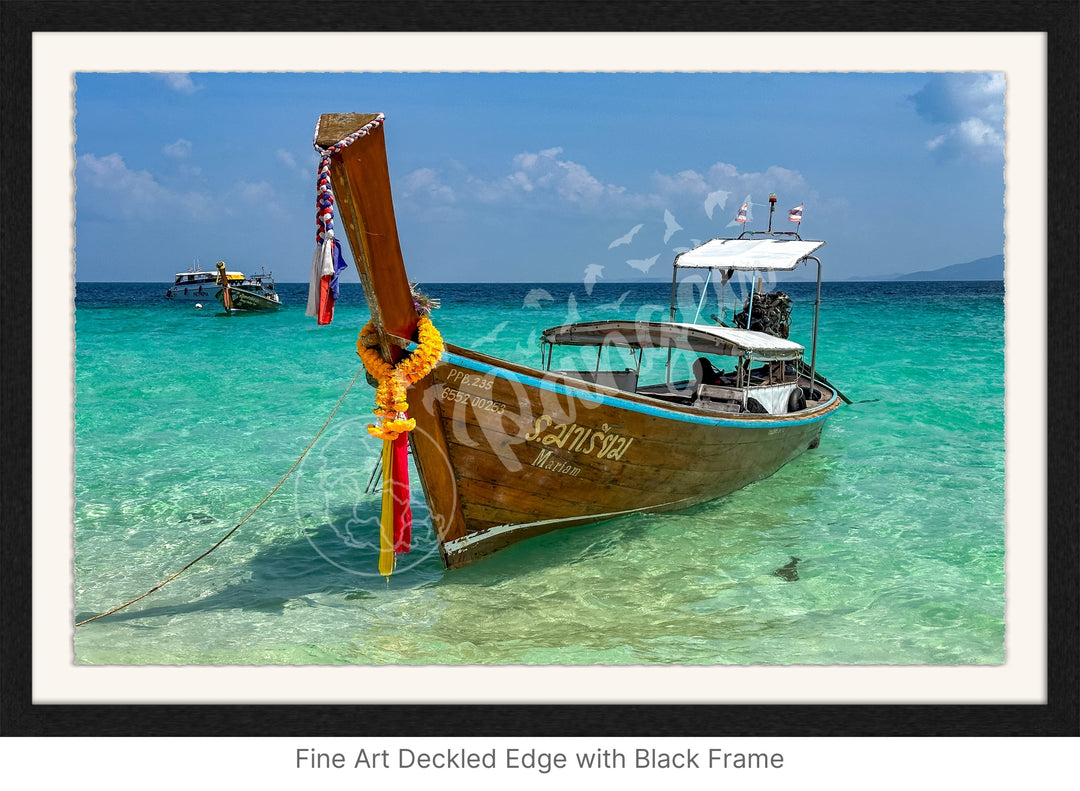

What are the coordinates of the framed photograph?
(2, 0, 1076, 761)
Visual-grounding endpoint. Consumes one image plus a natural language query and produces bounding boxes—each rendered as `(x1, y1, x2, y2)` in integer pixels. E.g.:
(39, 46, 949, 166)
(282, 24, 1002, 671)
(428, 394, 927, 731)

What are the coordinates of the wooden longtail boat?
(214, 260, 282, 313)
(316, 112, 842, 570)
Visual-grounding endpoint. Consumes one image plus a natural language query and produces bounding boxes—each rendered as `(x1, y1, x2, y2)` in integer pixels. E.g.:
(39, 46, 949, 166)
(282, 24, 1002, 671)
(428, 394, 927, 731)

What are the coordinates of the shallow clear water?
(73, 279, 1004, 664)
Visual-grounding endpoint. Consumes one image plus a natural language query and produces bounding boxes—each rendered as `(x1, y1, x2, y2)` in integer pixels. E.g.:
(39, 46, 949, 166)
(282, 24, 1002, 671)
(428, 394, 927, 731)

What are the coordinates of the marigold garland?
(356, 316, 444, 441)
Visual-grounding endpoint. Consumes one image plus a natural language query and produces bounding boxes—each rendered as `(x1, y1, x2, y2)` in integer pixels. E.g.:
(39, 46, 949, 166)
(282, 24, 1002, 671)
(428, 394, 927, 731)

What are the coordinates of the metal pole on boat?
(746, 276, 759, 329)
(692, 269, 713, 325)
(668, 260, 680, 322)
(807, 255, 822, 398)
(667, 260, 680, 385)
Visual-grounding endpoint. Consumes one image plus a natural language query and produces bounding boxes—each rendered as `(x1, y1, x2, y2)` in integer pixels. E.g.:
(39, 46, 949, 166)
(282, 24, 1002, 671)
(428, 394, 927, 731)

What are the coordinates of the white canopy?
(541, 320, 805, 361)
(674, 237, 825, 271)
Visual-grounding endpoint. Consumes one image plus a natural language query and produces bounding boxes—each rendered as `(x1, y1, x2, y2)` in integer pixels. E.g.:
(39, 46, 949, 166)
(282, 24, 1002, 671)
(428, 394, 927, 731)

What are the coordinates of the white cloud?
(401, 168, 456, 203)
(79, 153, 171, 205)
(650, 162, 811, 224)
(958, 117, 1003, 148)
(707, 162, 739, 180)
(912, 73, 1004, 162)
(235, 180, 274, 202)
(231, 180, 289, 218)
(654, 169, 709, 198)
(455, 147, 632, 209)
(77, 152, 212, 220)
(276, 148, 312, 181)
(156, 73, 201, 95)
(276, 149, 298, 169)
(507, 147, 615, 205)
(397, 148, 816, 242)
(163, 139, 192, 158)
(507, 171, 533, 192)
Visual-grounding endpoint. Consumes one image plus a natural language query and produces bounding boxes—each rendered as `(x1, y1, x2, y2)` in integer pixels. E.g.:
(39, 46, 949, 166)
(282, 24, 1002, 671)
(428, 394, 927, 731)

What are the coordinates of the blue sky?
(73, 71, 1005, 283)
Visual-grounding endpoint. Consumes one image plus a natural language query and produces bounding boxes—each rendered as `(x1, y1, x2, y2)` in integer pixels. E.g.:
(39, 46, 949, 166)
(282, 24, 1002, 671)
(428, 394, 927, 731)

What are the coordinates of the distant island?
(848, 254, 1004, 282)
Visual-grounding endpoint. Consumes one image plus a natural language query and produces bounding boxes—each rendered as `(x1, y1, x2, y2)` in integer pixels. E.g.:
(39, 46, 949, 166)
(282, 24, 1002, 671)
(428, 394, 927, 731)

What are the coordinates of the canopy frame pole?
(807, 255, 822, 397)
(666, 262, 680, 386)
(746, 274, 757, 329)
(718, 269, 730, 324)
(668, 261, 679, 321)
(691, 268, 713, 325)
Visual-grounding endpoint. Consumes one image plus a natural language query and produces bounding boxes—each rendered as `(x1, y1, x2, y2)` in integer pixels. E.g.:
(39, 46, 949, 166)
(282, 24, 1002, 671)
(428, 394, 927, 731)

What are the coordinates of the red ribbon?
(391, 432, 411, 553)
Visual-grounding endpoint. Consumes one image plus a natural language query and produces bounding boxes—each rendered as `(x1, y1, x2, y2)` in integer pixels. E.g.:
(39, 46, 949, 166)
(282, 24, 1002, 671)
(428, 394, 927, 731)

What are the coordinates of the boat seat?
(699, 400, 742, 414)
(696, 383, 745, 412)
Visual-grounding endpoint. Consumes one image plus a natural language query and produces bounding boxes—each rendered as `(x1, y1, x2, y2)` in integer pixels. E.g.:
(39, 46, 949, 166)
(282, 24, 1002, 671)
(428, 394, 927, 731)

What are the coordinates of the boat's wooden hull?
(217, 287, 281, 312)
(405, 343, 840, 568)
(314, 112, 841, 570)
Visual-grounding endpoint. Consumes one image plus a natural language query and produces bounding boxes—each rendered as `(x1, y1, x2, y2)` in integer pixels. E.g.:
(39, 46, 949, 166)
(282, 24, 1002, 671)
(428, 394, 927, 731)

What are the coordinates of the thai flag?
(789, 204, 804, 223)
(734, 202, 749, 224)
(306, 237, 348, 325)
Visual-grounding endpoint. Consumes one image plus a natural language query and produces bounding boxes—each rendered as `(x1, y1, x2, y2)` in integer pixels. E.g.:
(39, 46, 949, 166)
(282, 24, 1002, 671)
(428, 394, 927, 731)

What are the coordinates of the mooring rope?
(75, 367, 365, 627)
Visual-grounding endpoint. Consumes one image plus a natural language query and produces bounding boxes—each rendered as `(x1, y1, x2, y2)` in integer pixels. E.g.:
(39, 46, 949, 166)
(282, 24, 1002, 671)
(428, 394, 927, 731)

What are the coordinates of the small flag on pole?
(788, 204, 804, 224)
(734, 202, 749, 224)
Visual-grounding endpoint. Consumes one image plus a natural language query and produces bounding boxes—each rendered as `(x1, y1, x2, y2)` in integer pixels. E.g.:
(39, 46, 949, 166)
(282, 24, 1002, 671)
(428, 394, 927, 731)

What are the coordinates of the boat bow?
(315, 112, 842, 570)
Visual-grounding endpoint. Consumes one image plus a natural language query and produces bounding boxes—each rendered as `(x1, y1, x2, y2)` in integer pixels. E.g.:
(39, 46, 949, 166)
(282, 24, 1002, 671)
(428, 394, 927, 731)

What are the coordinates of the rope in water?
(75, 367, 365, 627)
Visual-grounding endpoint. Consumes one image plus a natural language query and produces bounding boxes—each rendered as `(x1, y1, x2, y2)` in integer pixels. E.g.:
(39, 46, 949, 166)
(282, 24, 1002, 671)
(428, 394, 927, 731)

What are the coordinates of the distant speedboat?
(166, 260, 244, 300)
(214, 261, 282, 313)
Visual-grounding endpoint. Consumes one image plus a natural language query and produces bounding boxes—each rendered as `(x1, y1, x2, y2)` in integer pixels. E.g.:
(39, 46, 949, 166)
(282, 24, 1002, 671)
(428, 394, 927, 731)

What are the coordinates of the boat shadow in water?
(438, 516, 658, 586)
(428, 446, 837, 586)
(77, 448, 835, 625)
(74, 506, 448, 626)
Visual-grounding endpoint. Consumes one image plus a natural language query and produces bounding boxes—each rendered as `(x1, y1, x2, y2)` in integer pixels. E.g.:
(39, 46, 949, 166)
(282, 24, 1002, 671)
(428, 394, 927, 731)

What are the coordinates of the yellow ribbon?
(378, 438, 394, 578)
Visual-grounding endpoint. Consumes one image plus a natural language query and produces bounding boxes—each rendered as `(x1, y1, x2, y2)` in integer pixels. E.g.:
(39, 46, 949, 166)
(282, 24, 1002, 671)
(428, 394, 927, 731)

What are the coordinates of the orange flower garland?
(356, 316, 444, 441)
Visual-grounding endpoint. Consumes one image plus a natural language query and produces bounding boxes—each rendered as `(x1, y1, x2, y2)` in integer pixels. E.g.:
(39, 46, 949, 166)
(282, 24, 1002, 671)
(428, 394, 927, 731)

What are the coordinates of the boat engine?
(734, 290, 792, 338)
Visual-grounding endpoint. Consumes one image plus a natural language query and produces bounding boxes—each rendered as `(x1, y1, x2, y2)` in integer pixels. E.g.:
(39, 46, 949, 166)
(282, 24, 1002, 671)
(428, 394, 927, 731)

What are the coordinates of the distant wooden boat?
(315, 112, 842, 569)
(214, 261, 282, 313)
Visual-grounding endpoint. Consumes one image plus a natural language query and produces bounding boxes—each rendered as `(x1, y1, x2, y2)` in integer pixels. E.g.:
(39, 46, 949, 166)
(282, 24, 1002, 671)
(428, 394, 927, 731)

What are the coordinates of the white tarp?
(674, 323, 805, 360)
(747, 382, 801, 414)
(541, 320, 805, 361)
(675, 237, 825, 271)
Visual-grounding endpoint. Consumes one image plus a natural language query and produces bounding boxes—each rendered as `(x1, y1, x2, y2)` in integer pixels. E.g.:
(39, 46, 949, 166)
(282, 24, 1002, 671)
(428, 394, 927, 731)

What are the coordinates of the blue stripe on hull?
(437, 348, 838, 429)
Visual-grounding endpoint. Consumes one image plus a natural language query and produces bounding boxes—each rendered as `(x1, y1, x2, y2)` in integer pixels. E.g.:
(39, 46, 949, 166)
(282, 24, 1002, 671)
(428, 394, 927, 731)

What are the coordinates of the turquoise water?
(73, 279, 1005, 664)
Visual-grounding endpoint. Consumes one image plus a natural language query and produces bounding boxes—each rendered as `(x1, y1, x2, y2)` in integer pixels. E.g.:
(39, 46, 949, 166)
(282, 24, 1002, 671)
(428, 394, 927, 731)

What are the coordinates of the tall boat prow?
(313, 112, 843, 572)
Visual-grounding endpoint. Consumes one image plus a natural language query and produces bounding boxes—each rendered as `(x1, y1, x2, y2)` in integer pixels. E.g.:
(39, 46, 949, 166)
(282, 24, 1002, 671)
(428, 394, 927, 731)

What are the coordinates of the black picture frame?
(2, 0, 1076, 738)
